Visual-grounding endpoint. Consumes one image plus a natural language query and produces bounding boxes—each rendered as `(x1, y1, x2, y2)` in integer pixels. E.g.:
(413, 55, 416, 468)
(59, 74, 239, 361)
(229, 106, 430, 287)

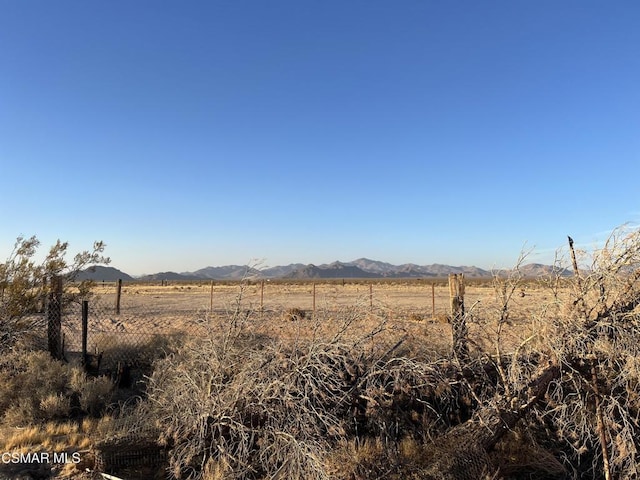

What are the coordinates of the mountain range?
(76, 259, 571, 282)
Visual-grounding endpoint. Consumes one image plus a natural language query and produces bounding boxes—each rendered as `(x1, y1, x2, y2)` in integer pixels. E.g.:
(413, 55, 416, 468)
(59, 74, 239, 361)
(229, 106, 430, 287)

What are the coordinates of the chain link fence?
(53, 279, 474, 383)
(60, 297, 206, 383)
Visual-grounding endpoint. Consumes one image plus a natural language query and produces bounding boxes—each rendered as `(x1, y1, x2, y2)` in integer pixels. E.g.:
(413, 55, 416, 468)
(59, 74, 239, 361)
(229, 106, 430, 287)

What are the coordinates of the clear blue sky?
(1, 1, 639, 275)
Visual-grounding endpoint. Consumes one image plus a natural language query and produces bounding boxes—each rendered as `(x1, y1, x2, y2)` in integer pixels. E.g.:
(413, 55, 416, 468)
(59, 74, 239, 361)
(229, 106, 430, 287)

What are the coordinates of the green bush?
(0, 235, 109, 352)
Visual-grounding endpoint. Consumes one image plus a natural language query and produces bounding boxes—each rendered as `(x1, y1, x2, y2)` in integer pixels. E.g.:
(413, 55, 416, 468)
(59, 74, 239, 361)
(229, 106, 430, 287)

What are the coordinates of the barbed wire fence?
(52, 278, 481, 385)
(41, 275, 541, 476)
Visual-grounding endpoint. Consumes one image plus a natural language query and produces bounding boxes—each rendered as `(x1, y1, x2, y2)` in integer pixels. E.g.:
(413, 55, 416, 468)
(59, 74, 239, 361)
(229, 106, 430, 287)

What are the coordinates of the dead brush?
(136, 226, 640, 479)
(144, 288, 489, 480)
(325, 437, 432, 480)
(146, 334, 362, 480)
(284, 307, 307, 321)
(357, 356, 465, 441)
(144, 282, 470, 479)
(0, 350, 116, 426)
(408, 231, 640, 480)
(520, 226, 640, 479)
(431, 312, 450, 324)
(489, 427, 567, 479)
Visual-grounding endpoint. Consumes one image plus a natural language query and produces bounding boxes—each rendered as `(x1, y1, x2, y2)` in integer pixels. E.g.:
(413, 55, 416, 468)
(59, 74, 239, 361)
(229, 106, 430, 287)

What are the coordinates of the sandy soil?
(60, 280, 567, 362)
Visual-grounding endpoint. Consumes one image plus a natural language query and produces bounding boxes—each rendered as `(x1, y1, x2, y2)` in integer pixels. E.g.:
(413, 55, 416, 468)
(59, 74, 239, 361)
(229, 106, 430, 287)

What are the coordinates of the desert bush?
(0, 235, 109, 352)
(88, 226, 632, 480)
(77, 372, 116, 417)
(39, 393, 72, 420)
(484, 226, 640, 479)
(142, 289, 490, 480)
(0, 350, 115, 426)
(148, 300, 332, 478)
(147, 335, 352, 479)
(325, 437, 431, 480)
(334, 226, 640, 479)
(284, 307, 307, 321)
(92, 330, 184, 371)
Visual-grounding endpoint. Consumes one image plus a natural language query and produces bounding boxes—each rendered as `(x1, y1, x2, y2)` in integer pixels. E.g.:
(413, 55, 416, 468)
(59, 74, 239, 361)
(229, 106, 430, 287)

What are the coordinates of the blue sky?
(1, 1, 639, 275)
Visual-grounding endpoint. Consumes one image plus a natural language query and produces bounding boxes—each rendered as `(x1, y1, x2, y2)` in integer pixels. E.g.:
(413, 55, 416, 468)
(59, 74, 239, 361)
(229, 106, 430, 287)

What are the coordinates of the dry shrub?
(326, 436, 501, 480)
(0, 349, 115, 427)
(0, 351, 72, 425)
(284, 307, 307, 321)
(358, 357, 464, 441)
(527, 227, 640, 478)
(489, 428, 567, 479)
(348, 226, 640, 479)
(465, 226, 640, 479)
(147, 335, 353, 480)
(325, 437, 427, 480)
(143, 296, 481, 480)
(39, 393, 71, 420)
(431, 312, 450, 324)
(79, 375, 115, 417)
(2, 403, 40, 430)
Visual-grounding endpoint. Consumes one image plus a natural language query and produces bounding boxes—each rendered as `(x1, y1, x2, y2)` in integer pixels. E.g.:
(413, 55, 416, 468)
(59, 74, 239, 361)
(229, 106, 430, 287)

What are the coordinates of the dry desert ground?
(72, 278, 567, 360)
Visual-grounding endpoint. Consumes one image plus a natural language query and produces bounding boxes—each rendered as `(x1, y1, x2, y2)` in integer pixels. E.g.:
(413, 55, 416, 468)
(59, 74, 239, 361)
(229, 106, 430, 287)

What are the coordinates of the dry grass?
(3, 226, 640, 479)
(0, 351, 118, 427)
(133, 289, 497, 479)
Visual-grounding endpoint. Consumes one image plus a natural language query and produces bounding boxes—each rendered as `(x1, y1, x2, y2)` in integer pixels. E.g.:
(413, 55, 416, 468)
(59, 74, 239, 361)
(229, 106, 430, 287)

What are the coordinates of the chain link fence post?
(47, 275, 63, 360)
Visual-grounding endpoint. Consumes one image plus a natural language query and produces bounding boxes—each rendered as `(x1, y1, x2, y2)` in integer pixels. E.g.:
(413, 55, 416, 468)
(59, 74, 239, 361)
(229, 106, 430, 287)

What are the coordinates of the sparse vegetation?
(284, 306, 307, 321)
(0, 235, 109, 353)
(2, 227, 640, 479)
(0, 350, 116, 426)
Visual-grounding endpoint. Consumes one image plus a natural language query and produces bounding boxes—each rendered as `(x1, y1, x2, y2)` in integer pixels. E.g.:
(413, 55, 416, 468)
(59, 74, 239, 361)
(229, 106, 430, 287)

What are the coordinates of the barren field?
(90, 278, 556, 323)
(13, 266, 637, 480)
(74, 279, 567, 362)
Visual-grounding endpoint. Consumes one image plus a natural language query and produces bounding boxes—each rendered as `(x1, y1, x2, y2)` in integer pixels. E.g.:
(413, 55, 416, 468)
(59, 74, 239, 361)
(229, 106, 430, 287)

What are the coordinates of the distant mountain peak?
(76, 266, 134, 282)
(79, 260, 569, 281)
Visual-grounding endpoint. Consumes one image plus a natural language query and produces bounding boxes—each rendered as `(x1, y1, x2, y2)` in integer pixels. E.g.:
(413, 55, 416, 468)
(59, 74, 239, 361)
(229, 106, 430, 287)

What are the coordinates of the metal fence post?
(432, 283, 436, 318)
(312, 283, 316, 316)
(210, 280, 214, 314)
(370, 284, 373, 310)
(82, 300, 89, 364)
(260, 280, 265, 316)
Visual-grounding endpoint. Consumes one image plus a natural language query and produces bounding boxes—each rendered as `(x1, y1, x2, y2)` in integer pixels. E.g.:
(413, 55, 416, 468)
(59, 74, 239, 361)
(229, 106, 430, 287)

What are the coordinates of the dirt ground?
(10, 278, 575, 480)
(72, 279, 567, 360)
(91, 279, 554, 318)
